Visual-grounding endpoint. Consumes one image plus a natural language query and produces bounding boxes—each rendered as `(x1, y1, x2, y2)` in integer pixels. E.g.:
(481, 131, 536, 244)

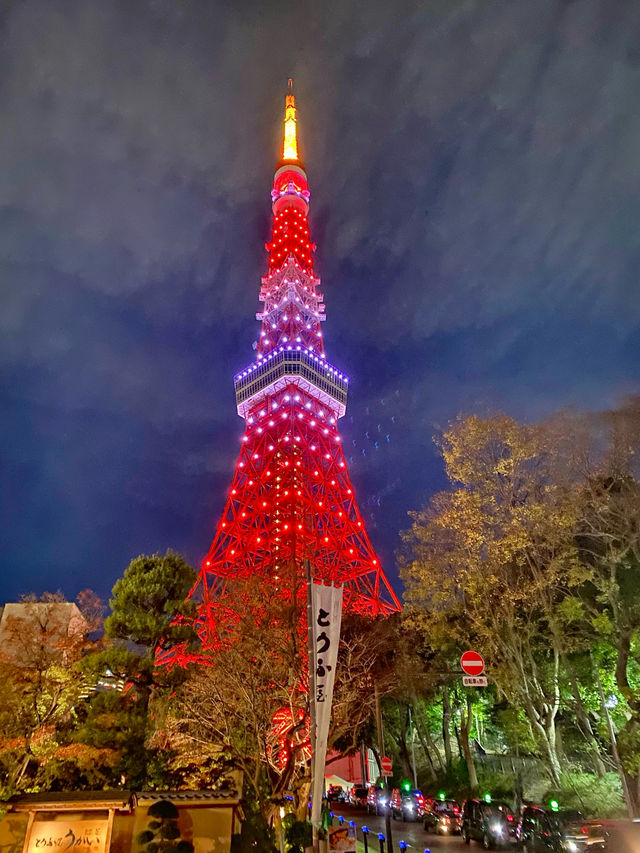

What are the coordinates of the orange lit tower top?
(167, 81, 399, 659)
(283, 78, 299, 161)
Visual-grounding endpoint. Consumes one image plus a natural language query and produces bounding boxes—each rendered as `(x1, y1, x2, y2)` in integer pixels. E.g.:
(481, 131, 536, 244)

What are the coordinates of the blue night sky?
(1, 0, 639, 603)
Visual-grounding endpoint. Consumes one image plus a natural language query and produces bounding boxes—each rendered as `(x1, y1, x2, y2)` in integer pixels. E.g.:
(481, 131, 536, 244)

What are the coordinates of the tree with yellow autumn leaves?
(401, 399, 640, 808)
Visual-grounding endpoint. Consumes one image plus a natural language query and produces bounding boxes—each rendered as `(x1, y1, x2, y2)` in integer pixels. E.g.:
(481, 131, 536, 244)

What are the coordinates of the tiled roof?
(138, 788, 240, 802)
(8, 791, 135, 811)
(7, 788, 240, 811)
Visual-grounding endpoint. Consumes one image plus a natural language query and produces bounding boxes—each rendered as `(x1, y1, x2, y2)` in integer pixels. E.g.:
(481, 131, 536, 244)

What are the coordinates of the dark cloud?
(1, 0, 639, 600)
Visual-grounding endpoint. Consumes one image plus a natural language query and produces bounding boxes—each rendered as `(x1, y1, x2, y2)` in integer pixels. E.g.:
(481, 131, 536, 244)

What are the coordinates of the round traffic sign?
(381, 756, 392, 774)
(460, 650, 485, 675)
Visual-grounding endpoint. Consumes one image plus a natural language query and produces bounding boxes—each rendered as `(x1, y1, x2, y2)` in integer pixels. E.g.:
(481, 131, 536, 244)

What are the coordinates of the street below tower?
(330, 803, 470, 853)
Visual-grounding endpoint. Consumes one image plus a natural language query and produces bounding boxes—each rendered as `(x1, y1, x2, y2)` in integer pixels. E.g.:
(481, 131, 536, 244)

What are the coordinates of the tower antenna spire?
(283, 78, 298, 161)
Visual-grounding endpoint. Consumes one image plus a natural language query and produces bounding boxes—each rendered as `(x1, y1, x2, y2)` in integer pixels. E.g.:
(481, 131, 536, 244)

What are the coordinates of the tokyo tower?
(173, 81, 400, 656)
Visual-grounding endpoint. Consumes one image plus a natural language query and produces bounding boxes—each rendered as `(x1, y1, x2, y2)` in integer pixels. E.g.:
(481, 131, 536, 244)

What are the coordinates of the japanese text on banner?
(310, 581, 343, 826)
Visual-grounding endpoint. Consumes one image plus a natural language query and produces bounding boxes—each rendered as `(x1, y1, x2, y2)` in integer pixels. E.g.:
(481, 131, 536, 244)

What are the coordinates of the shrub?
(543, 772, 624, 818)
(230, 811, 276, 853)
(283, 817, 311, 853)
(137, 800, 194, 853)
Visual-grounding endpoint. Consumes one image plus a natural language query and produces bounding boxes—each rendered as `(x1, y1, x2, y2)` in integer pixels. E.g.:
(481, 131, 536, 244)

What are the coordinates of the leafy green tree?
(283, 815, 311, 853)
(65, 690, 150, 787)
(81, 550, 197, 787)
(546, 400, 640, 810)
(231, 801, 276, 853)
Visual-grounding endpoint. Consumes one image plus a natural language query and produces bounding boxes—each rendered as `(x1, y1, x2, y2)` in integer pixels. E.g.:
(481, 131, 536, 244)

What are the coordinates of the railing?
(328, 812, 430, 853)
(234, 348, 348, 415)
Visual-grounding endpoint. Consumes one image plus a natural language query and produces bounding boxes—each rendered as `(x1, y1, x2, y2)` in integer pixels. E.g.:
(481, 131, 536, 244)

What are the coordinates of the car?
(597, 820, 640, 853)
(366, 785, 389, 815)
(423, 799, 463, 834)
(389, 788, 425, 821)
(559, 817, 606, 853)
(556, 810, 584, 825)
(462, 799, 517, 848)
(517, 806, 606, 853)
(348, 785, 368, 808)
(327, 785, 346, 803)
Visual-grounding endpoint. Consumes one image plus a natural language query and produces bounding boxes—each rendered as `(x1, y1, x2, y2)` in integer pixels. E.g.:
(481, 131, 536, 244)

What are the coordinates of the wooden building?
(0, 790, 242, 853)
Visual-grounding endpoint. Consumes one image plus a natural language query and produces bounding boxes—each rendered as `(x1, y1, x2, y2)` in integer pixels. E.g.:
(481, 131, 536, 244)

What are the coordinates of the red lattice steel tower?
(181, 81, 400, 652)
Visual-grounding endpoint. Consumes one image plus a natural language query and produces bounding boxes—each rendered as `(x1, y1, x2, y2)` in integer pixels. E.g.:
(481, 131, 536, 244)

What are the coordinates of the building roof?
(7, 787, 240, 812)
(138, 789, 240, 804)
(8, 791, 135, 812)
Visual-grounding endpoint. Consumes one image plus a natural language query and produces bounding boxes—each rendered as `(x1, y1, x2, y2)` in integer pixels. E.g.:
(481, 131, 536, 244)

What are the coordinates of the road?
(330, 802, 469, 853)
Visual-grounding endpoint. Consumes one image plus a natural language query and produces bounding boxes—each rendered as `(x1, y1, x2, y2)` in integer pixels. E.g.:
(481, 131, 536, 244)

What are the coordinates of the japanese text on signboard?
(29, 822, 107, 853)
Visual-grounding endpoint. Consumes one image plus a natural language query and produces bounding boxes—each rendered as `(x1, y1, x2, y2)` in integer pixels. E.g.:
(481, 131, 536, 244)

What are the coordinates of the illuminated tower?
(183, 81, 399, 651)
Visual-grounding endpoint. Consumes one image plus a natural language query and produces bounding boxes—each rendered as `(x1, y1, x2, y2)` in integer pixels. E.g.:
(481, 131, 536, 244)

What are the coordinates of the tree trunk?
(459, 695, 479, 791)
(442, 689, 453, 770)
(542, 713, 562, 786)
(136, 680, 153, 786)
(295, 779, 311, 821)
(591, 651, 635, 819)
(389, 705, 413, 778)
(566, 661, 606, 777)
(517, 647, 561, 786)
(413, 715, 441, 777)
(11, 749, 32, 791)
(616, 627, 634, 703)
(521, 700, 561, 787)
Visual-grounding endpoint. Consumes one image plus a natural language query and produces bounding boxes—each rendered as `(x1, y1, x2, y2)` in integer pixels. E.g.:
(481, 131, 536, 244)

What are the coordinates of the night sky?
(1, 0, 639, 603)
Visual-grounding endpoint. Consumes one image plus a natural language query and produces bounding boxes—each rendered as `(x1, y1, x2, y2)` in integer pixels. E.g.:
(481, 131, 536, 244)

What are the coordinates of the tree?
(384, 615, 485, 790)
(81, 550, 197, 787)
(137, 800, 194, 853)
(401, 415, 583, 785)
(0, 591, 102, 796)
(172, 575, 400, 823)
(564, 400, 640, 810)
(402, 402, 640, 800)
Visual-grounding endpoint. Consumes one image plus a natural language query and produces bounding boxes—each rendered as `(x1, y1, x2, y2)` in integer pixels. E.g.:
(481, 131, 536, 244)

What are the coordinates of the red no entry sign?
(381, 756, 393, 776)
(460, 650, 485, 675)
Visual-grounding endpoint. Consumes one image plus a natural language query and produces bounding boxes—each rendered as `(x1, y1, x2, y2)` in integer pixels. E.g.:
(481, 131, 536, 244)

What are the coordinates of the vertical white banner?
(310, 581, 343, 826)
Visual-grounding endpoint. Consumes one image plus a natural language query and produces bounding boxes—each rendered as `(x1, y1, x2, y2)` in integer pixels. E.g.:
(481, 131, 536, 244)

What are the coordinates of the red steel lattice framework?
(163, 81, 400, 660)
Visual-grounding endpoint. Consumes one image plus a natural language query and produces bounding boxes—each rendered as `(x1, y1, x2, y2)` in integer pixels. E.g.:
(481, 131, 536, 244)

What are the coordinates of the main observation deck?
(234, 346, 348, 419)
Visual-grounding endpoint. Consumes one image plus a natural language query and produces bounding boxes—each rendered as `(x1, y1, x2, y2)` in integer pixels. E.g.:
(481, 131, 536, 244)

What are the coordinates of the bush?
(283, 817, 311, 853)
(423, 760, 519, 803)
(543, 772, 624, 818)
(230, 811, 276, 853)
(476, 769, 517, 802)
(421, 758, 474, 799)
(137, 800, 194, 853)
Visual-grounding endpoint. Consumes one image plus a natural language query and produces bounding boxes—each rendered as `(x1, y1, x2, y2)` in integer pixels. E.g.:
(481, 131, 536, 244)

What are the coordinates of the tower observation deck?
(170, 81, 400, 656)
